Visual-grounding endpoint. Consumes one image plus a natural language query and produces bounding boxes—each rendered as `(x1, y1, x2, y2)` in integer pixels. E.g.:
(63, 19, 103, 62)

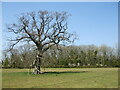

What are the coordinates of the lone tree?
(8, 10, 74, 74)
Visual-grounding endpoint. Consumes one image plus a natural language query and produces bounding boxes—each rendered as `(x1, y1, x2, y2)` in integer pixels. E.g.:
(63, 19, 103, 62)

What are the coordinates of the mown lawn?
(2, 68, 118, 88)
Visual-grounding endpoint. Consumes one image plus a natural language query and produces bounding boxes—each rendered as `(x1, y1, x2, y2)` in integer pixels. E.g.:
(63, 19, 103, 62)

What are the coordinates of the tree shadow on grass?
(6, 70, 87, 76)
(43, 71, 87, 74)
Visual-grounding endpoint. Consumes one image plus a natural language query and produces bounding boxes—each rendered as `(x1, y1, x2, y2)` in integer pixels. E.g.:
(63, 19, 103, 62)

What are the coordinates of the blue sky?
(2, 2, 118, 49)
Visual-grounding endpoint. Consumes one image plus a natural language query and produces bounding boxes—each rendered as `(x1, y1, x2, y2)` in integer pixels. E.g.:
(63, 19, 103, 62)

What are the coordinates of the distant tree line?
(1, 44, 120, 68)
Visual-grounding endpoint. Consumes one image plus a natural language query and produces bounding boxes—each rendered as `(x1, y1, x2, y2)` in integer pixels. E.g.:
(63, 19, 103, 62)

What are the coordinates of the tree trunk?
(37, 53, 42, 73)
(33, 49, 43, 74)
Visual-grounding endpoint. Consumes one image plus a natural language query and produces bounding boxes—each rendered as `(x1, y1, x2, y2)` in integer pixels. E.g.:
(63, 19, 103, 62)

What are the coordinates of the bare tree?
(7, 10, 74, 74)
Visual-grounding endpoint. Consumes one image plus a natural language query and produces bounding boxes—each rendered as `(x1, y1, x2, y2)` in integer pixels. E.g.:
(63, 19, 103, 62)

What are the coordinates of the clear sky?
(2, 2, 118, 49)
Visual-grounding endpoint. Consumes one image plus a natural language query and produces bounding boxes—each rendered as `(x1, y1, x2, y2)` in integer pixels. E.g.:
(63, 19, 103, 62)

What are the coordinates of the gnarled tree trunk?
(33, 49, 43, 74)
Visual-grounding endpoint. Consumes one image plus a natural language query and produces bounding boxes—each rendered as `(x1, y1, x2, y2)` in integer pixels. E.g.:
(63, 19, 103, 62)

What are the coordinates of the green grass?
(2, 68, 118, 88)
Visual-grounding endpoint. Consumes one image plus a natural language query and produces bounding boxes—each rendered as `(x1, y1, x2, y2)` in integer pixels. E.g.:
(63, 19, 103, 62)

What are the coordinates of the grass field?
(2, 68, 118, 88)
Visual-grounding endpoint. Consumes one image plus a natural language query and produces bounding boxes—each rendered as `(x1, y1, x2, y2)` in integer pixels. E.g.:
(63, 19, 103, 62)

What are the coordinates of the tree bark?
(33, 48, 43, 74)
(37, 53, 42, 73)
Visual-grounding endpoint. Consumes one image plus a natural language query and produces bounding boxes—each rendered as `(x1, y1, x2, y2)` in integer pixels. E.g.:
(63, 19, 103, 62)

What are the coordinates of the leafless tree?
(7, 10, 74, 74)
